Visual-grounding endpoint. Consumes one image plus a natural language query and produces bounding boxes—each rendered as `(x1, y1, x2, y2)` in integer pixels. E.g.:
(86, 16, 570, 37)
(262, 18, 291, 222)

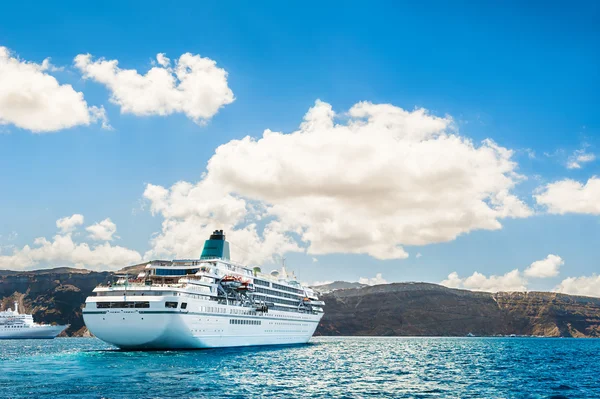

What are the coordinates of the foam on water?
(0, 337, 598, 398)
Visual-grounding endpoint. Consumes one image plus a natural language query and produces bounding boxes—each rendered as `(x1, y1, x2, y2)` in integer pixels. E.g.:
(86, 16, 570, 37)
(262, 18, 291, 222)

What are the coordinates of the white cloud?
(86, 218, 117, 241)
(442, 254, 563, 292)
(358, 273, 388, 286)
(312, 257, 318, 263)
(555, 275, 600, 297)
(440, 272, 463, 288)
(56, 214, 84, 233)
(416, 252, 422, 258)
(140, 100, 531, 264)
(524, 254, 563, 278)
(0, 235, 141, 271)
(40, 58, 64, 72)
(89, 105, 112, 130)
(534, 177, 600, 215)
(566, 148, 596, 169)
(525, 149, 536, 159)
(0, 215, 141, 270)
(0, 46, 109, 133)
(441, 269, 527, 292)
(142, 181, 302, 265)
(204, 100, 531, 259)
(74, 52, 234, 124)
(156, 53, 170, 68)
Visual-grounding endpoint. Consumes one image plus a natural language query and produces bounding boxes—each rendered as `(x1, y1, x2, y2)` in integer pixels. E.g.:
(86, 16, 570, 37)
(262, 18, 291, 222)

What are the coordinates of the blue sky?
(0, 1, 598, 294)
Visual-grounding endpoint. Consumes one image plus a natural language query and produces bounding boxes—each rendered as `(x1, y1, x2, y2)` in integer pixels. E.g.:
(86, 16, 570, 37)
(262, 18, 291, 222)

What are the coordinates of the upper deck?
(91, 230, 323, 314)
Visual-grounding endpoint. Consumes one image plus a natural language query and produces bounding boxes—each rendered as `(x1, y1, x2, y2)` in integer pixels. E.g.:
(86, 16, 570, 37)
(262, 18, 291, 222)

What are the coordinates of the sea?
(0, 337, 598, 399)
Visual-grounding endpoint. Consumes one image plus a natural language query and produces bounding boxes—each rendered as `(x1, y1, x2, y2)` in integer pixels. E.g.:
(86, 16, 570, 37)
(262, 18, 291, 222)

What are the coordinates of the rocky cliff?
(2, 270, 599, 337)
(315, 283, 600, 337)
(0, 268, 111, 336)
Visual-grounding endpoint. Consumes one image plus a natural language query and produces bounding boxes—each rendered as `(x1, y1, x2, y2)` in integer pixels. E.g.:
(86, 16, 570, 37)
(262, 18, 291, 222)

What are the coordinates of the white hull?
(84, 308, 321, 350)
(0, 324, 68, 339)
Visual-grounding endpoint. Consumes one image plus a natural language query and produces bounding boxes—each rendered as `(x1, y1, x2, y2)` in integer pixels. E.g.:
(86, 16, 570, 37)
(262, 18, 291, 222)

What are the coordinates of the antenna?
(281, 257, 288, 279)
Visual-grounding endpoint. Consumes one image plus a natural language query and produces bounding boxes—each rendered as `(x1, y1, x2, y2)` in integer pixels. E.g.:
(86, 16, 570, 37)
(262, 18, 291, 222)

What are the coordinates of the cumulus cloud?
(204, 100, 531, 259)
(534, 177, 600, 215)
(441, 269, 527, 292)
(141, 100, 532, 263)
(359, 273, 388, 286)
(0, 216, 141, 270)
(56, 214, 84, 233)
(74, 52, 234, 124)
(139, 100, 532, 262)
(86, 218, 117, 241)
(524, 254, 563, 278)
(0, 46, 109, 133)
(555, 275, 600, 297)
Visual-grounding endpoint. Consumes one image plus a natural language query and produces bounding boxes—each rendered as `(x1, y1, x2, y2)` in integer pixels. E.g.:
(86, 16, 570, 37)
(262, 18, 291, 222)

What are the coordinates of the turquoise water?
(0, 337, 598, 398)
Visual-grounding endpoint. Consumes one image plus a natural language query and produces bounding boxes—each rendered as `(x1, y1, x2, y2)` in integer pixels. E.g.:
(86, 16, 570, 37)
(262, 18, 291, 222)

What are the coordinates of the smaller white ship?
(0, 302, 69, 339)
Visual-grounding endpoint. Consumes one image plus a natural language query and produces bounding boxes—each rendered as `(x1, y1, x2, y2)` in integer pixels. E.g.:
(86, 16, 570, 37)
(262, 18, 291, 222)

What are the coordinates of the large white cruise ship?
(83, 230, 324, 349)
(0, 302, 69, 339)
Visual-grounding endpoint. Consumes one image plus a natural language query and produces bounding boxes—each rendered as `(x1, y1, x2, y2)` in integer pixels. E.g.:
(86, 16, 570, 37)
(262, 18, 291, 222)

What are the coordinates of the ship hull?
(83, 309, 321, 350)
(0, 325, 68, 339)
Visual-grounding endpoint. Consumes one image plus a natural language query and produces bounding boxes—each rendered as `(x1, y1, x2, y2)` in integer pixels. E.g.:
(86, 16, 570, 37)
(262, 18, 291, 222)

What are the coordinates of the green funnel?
(200, 230, 230, 260)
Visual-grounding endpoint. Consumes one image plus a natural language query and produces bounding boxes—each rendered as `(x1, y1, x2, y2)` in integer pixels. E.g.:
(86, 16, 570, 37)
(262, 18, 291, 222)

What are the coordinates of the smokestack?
(14, 301, 18, 314)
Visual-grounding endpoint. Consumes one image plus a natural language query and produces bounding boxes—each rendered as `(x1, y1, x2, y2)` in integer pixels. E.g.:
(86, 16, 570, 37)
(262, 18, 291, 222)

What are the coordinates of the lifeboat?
(220, 275, 242, 288)
(237, 281, 255, 292)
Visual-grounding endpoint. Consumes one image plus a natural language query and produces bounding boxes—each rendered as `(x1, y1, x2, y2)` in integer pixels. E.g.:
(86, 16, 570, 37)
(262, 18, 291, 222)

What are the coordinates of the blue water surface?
(0, 337, 598, 399)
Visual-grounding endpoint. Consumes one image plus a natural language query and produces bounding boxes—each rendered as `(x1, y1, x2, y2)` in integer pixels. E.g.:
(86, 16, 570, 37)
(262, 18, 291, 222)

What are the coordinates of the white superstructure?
(83, 230, 324, 350)
(0, 302, 69, 339)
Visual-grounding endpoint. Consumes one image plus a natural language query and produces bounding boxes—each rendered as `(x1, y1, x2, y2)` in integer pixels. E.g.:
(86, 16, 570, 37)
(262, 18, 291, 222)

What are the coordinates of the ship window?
(181, 303, 188, 309)
(134, 302, 150, 308)
(165, 302, 178, 308)
(110, 302, 130, 308)
(97, 303, 110, 309)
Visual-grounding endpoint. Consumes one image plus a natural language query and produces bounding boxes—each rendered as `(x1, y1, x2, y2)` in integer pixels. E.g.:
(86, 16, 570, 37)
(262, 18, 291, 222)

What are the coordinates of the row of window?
(230, 308, 257, 316)
(271, 305, 303, 313)
(96, 291, 174, 296)
(254, 287, 303, 301)
(253, 294, 300, 307)
(199, 306, 227, 314)
(155, 268, 198, 276)
(229, 319, 261, 325)
(254, 279, 270, 287)
(272, 283, 304, 295)
(165, 302, 188, 309)
(97, 302, 150, 309)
